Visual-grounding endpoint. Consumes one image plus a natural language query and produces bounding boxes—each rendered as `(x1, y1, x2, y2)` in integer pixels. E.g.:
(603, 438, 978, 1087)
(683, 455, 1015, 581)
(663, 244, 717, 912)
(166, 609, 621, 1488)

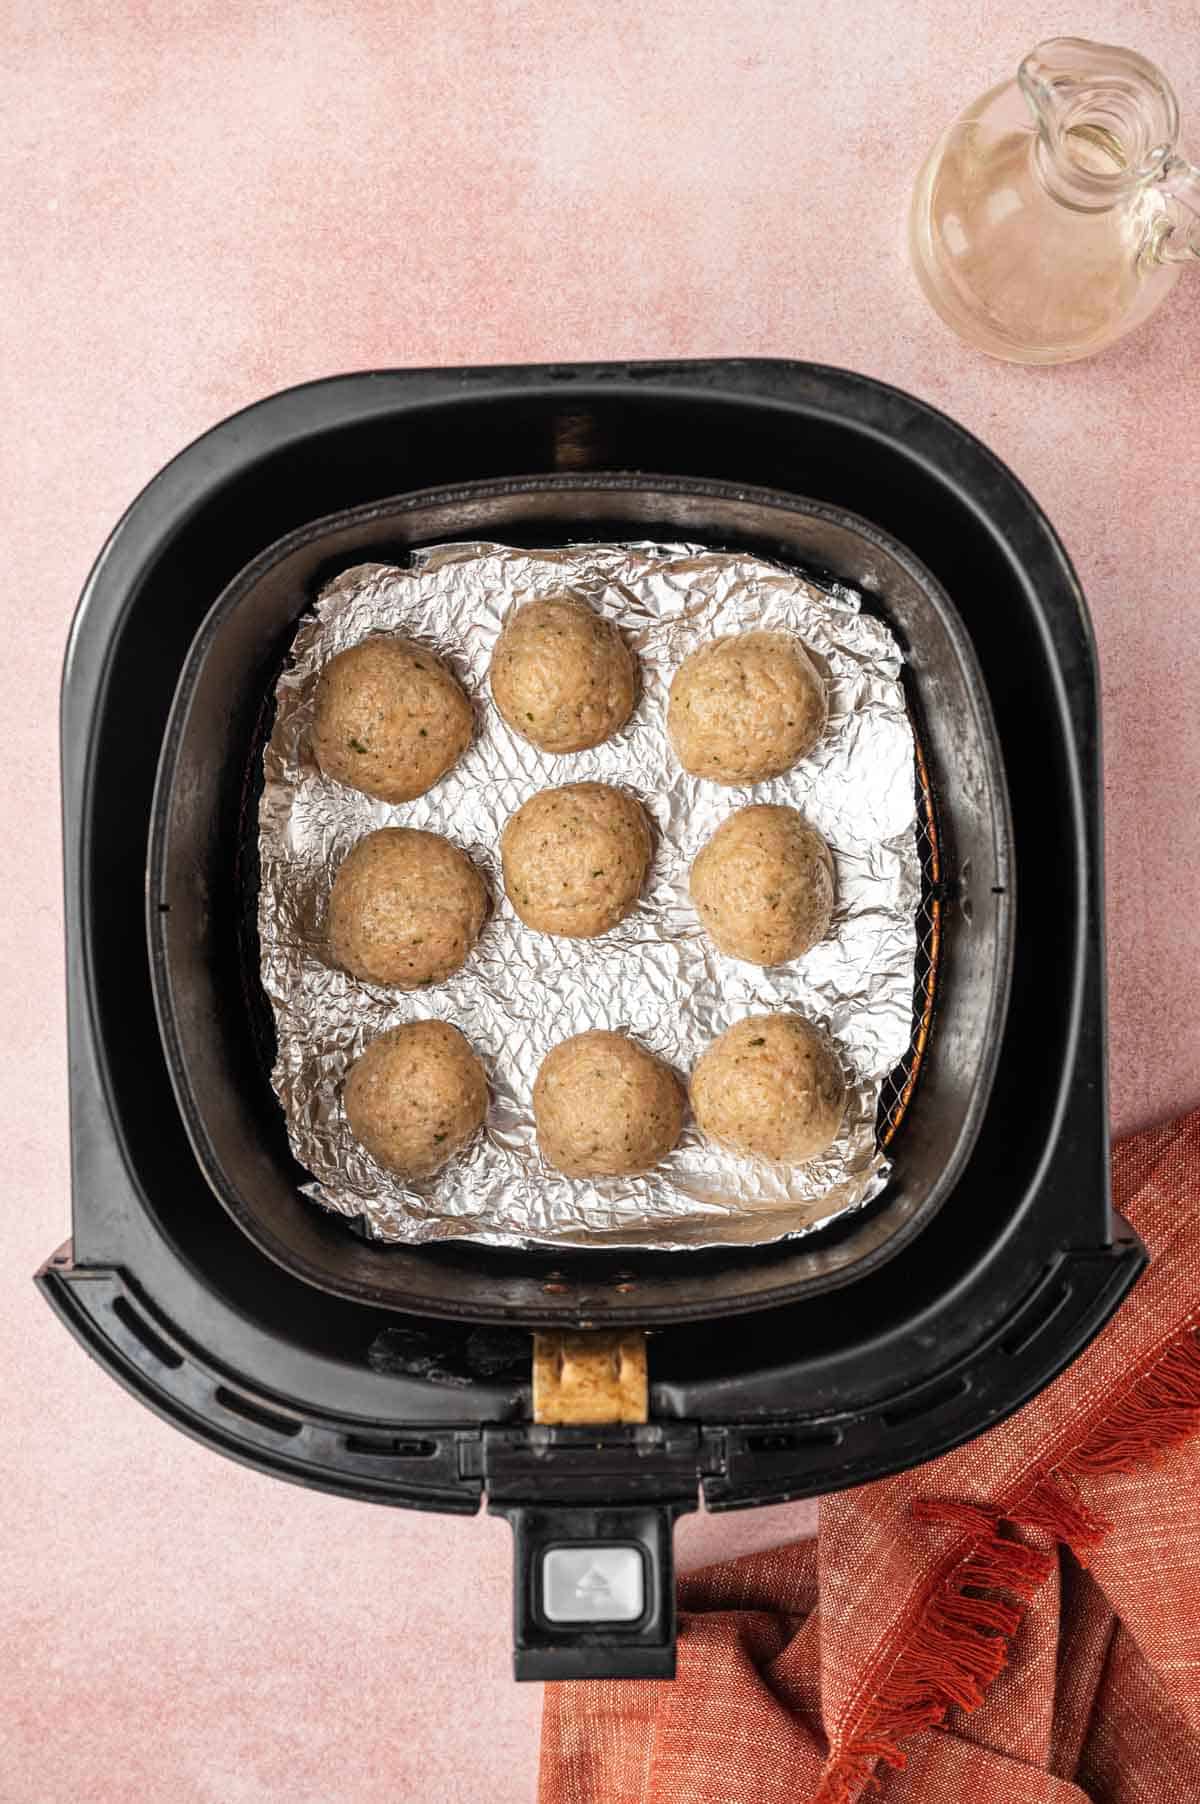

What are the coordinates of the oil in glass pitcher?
(910, 38, 1200, 363)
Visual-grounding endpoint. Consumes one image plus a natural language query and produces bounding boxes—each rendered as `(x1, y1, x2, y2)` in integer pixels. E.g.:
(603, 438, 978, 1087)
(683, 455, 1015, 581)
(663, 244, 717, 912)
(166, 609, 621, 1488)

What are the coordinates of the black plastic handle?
(492, 1499, 689, 1681)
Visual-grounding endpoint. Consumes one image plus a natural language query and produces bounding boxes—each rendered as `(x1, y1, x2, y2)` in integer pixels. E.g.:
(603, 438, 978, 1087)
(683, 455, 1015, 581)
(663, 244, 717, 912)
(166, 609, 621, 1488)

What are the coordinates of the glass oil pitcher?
(910, 38, 1200, 363)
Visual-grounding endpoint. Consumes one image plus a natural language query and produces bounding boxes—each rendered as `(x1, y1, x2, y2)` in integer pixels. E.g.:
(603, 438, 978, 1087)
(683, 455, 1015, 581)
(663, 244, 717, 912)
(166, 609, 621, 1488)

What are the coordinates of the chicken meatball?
(690, 1014, 845, 1163)
(667, 630, 827, 785)
(490, 596, 636, 754)
(690, 805, 834, 965)
(501, 783, 650, 938)
(533, 1031, 685, 1177)
(328, 828, 487, 989)
(312, 635, 472, 803)
(344, 1021, 488, 1179)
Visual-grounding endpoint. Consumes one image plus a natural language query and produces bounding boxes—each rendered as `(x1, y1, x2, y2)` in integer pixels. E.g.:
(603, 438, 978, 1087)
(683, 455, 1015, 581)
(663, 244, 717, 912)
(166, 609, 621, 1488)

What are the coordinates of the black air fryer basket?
(42, 361, 1144, 1681)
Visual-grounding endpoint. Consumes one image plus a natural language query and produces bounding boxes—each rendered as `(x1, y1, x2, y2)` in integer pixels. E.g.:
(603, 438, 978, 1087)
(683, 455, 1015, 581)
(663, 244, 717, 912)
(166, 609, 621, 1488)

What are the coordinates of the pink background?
(4, 4, 1199, 1800)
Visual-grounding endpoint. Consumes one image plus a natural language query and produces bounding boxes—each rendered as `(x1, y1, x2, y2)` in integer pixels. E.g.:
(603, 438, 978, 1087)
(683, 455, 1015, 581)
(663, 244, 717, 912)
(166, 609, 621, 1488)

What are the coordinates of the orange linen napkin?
(541, 1109, 1200, 1803)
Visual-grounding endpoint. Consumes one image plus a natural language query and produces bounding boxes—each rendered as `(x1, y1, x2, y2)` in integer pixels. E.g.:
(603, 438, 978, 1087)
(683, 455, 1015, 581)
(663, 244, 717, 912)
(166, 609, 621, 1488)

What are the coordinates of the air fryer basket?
(148, 476, 1009, 1324)
(43, 362, 1145, 1683)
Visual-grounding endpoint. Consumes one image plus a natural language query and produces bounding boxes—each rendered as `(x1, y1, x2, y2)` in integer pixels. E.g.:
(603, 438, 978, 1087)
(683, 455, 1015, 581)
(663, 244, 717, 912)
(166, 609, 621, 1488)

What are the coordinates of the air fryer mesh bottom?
(877, 724, 943, 1149)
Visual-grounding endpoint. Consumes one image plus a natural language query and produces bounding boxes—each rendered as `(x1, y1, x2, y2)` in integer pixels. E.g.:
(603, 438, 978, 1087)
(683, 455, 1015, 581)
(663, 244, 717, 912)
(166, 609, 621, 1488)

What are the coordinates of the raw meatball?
(533, 1031, 685, 1177)
(490, 596, 636, 753)
(667, 630, 827, 785)
(501, 783, 650, 938)
(690, 805, 834, 965)
(328, 827, 487, 989)
(312, 636, 472, 803)
(345, 1021, 488, 1179)
(690, 1014, 845, 1163)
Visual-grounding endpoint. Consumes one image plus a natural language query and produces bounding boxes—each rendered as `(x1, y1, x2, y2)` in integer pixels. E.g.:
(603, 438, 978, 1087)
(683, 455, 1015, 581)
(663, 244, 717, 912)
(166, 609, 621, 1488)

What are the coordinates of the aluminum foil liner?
(258, 541, 920, 1250)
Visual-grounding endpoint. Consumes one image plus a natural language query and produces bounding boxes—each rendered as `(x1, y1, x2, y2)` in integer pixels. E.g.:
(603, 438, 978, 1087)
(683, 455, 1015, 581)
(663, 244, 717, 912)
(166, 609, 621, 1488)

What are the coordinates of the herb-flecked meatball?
(312, 636, 472, 802)
(345, 1021, 488, 1178)
(490, 597, 636, 754)
(690, 1014, 845, 1163)
(667, 631, 826, 785)
(533, 1031, 685, 1177)
(690, 805, 834, 965)
(501, 783, 650, 938)
(328, 828, 487, 989)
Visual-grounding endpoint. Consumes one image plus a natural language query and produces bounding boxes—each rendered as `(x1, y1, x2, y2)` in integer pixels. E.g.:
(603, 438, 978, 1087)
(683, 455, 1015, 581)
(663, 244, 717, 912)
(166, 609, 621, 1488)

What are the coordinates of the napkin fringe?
(813, 1328, 1200, 1803)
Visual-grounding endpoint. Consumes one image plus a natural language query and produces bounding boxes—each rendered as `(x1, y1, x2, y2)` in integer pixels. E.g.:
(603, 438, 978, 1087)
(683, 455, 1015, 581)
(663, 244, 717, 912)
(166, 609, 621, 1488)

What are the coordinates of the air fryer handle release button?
(490, 1498, 693, 1682)
(541, 1543, 646, 1623)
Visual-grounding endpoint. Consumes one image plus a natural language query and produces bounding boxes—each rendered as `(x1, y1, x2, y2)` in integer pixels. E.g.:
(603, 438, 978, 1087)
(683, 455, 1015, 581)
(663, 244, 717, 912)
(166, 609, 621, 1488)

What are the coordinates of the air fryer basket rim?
(64, 358, 1102, 706)
(147, 470, 1014, 1324)
(74, 355, 1099, 648)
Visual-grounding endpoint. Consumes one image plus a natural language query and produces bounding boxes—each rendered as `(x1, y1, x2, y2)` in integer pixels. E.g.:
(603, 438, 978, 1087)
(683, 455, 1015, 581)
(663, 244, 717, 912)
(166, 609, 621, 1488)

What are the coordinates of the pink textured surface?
(3, 5, 1199, 1801)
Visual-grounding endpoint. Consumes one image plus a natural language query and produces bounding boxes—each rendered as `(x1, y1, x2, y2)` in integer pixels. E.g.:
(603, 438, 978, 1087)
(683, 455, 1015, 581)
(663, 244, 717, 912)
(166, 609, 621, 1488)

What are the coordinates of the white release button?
(542, 1545, 645, 1624)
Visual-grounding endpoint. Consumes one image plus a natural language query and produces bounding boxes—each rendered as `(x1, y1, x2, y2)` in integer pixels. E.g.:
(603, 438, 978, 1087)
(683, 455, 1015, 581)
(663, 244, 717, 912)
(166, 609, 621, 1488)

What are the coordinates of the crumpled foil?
(258, 541, 920, 1250)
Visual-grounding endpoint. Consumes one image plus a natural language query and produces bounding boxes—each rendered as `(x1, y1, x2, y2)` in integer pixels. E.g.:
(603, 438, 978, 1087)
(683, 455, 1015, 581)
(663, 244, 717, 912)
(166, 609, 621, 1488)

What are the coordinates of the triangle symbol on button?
(575, 1565, 612, 1599)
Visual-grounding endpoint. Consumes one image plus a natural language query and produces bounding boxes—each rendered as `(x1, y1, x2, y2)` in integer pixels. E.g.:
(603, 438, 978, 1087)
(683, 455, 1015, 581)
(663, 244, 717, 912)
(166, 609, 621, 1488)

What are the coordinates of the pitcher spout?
(1019, 37, 1180, 206)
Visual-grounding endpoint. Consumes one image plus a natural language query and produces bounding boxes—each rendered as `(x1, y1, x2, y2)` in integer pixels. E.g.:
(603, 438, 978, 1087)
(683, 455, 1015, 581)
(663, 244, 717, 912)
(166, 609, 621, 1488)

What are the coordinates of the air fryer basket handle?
(491, 1499, 690, 1681)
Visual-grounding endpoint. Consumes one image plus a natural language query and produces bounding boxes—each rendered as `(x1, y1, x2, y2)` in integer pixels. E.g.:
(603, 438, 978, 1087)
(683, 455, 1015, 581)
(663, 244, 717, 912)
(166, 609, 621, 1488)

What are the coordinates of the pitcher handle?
(1159, 155, 1200, 263)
